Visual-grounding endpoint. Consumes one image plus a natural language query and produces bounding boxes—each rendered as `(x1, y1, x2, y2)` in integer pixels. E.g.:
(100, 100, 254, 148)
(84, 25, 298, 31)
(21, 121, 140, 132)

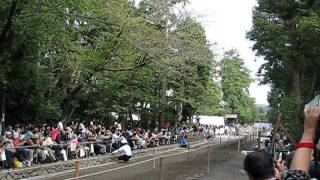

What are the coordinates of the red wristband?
(295, 142, 315, 149)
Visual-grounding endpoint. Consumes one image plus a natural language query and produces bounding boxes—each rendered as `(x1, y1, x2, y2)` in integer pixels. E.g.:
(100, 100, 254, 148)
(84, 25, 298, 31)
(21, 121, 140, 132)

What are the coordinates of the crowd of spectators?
(244, 107, 320, 180)
(0, 120, 233, 170)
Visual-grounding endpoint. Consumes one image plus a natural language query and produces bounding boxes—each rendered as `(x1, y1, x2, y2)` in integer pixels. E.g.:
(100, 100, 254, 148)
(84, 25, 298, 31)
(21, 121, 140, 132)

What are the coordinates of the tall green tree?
(0, 0, 165, 124)
(248, 0, 320, 139)
(220, 50, 258, 123)
(169, 17, 219, 123)
(138, 0, 218, 127)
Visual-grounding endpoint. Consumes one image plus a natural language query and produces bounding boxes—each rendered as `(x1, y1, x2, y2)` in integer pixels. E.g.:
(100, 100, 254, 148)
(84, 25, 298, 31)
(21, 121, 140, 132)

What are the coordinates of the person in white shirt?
(112, 139, 132, 162)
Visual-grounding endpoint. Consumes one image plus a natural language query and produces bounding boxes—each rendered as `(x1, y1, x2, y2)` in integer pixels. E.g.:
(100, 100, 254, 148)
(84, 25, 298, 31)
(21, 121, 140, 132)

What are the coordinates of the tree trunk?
(128, 112, 133, 128)
(1, 87, 5, 120)
(159, 76, 167, 129)
(308, 66, 318, 99)
(269, 113, 281, 153)
(176, 101, 183, 126)
(293, 63, 302, 113)
(292, 63, 303, 137)
(117, 113, 125, 129)
(59, 83, 83, 122)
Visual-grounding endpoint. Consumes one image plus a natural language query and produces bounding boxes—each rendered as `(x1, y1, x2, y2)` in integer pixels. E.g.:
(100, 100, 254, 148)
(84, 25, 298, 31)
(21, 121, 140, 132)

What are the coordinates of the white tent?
(193, 116, 225, 126)
(254, 122, 272, 129)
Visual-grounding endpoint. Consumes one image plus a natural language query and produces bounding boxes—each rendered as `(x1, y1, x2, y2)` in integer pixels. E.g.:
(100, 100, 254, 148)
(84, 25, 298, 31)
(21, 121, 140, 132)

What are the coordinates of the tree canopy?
(0, 0, 260, 128)
(220, 50, 259, 123)
(248, 0, 320, 140)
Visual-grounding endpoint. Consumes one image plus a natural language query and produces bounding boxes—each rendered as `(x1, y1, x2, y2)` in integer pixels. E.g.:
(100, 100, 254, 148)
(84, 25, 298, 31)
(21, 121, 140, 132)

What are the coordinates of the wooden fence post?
(75, 160, 80, 180)
(159, 157, 164, 180)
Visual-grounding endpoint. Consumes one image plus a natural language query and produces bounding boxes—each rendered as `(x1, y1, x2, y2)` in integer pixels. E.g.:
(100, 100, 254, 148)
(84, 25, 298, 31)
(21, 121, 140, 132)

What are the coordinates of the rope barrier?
(3, 134, 207, 173)
(3, 132, 205, 150)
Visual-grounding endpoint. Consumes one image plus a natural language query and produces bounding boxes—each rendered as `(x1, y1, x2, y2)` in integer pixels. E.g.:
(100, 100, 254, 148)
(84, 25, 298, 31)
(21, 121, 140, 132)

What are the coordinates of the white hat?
(4, 131, 12, 136)
(58, 121, 64, 130)
(120, 139, 128, 144)
(79, 123, 85, 130)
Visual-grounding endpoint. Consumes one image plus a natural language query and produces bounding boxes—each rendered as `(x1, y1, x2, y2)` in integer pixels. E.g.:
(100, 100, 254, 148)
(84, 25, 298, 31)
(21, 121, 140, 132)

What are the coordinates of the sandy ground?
(41, 139, 251, 180)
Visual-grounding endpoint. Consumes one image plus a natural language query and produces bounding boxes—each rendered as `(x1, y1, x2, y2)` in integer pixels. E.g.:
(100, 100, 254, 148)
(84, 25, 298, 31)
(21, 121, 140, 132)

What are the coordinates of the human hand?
(275, 160, 285, 179)
(276, 160, 285, 172)
(303, 107, 320, 134)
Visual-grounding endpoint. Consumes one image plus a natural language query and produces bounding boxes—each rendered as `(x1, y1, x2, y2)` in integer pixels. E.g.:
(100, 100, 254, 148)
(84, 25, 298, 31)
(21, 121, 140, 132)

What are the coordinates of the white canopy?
(254, 122, 272, 129)
(193, 116, 225, 126)
(226, 114, 238, 119)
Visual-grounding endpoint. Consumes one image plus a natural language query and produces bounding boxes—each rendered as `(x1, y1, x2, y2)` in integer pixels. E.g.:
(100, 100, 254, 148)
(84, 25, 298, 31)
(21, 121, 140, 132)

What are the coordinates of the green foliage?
(249, 0, 320, 138)
(220, 50, 259, 123)
(0, 0, 257, 127)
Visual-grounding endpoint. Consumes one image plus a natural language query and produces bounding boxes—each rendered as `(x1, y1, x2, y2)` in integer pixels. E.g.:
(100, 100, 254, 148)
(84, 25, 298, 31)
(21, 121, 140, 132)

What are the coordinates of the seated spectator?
(158, 130, 168, 145)
(133, 131, 146, 149)
(2, 132, 15, 169)
(89, 130, 106, 155)
(50, 126, 60, 142)
(112, 130, 121, 150)
(12, 132, 34, 167)
(68, 134, 80, 159)
(41, 132, 57, 162)
(0, 120, 218, 169)
(102, 129, 113, 153)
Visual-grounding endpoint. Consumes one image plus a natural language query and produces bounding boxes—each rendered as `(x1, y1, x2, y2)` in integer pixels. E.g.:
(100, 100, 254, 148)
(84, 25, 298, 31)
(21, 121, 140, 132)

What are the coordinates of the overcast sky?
(187, 0, 270, 105)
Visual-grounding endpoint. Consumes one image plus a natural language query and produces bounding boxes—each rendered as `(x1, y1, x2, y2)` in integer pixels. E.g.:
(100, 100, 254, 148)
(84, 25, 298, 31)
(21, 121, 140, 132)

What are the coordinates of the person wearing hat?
(112, 138, 132, 162)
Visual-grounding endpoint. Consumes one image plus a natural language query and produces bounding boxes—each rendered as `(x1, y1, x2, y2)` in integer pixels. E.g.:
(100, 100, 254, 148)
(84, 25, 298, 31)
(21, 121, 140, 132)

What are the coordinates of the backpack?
(14, 158, 23, 168)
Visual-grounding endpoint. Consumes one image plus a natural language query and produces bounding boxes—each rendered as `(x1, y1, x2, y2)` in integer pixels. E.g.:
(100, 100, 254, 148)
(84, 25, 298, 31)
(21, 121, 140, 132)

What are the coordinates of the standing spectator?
(179, 127, 187, 146)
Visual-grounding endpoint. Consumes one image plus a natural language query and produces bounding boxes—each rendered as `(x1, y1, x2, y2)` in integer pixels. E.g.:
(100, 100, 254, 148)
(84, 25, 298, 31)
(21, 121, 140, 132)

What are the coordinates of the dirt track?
(40, 138, 250, 180)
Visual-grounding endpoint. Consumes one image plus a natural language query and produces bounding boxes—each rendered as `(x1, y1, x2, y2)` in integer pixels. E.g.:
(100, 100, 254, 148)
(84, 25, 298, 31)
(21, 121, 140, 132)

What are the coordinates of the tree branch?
(97, 53, 152, 72)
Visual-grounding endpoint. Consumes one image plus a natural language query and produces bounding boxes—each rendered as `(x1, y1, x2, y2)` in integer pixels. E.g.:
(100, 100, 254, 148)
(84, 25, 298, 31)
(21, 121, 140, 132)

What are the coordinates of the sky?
(187, 0, 270, 105)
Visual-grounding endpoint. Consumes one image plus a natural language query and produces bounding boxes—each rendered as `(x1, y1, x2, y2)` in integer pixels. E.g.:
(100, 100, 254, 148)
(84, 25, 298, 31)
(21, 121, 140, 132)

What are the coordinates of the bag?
(70, 143, 77, 152)
(0, 149, 6, 161)
(99, 144, 106, 154)
(60, 149, 67, 161)
(79, 148, 85, 158)
(90, 144, 94, 154)
(14, 158, 23, 168)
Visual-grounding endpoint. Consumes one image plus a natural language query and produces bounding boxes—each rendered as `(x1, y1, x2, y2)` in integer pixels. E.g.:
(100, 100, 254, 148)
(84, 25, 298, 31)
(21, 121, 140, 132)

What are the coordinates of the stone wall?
(0, 134, 208, 180)
(0, 144, 180, 180)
